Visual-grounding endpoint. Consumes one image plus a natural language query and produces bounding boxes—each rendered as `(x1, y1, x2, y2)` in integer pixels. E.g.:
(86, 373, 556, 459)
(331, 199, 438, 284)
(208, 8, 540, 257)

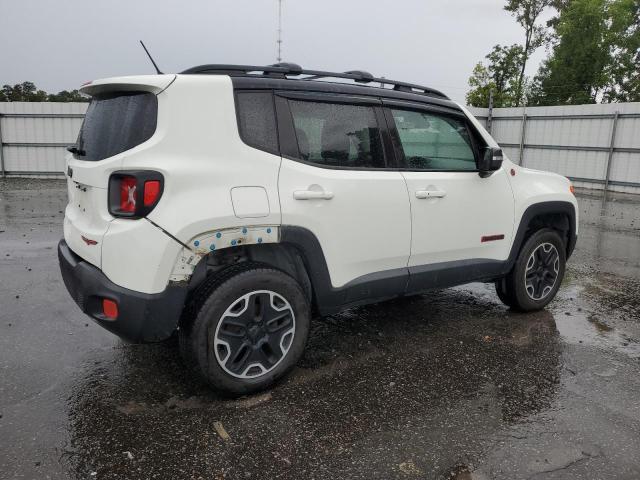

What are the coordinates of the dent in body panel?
(170, 225, 280, 282)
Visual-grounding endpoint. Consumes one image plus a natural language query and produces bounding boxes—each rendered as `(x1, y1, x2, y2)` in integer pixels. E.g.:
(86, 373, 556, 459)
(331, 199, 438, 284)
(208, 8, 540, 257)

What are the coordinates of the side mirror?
(478, 147, 503, 178)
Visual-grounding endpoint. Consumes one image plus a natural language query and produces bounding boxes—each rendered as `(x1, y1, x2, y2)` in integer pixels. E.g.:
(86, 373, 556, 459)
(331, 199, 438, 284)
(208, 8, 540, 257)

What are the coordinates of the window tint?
(236, 92, 279, 153)
(391, 109, 476, 170)
(289, 100, 385, 168)
(77, 92, 157, 161)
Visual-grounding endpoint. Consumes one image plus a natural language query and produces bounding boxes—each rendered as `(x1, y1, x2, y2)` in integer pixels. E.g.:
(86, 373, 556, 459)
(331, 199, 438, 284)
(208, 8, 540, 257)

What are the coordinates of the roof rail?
(179, 63, 448, 99)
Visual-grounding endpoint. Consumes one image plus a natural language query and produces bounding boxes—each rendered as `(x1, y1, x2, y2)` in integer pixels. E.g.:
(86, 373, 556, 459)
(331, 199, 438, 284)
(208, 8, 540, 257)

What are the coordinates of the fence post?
(518, 109, 527, 166)
(0, 113, 7, 178)
(0, 113, 5, 177)
(602, 111, 619, 205)
(487, 89, 494, 134)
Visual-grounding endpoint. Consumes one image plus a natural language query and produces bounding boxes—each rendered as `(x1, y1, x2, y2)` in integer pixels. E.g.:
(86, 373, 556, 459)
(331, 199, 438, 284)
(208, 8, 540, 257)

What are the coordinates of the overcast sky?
(1, 0, 552, 103)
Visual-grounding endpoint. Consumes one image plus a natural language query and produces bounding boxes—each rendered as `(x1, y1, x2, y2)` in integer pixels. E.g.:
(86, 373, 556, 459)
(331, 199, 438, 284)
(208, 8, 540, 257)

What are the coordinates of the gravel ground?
(0, 178, 639, 480)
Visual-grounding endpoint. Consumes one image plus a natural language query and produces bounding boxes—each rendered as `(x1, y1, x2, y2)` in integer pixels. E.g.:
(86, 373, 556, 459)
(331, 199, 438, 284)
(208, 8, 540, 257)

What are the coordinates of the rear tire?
(179, 263, 310, 396)
(496, 228, 566, 312)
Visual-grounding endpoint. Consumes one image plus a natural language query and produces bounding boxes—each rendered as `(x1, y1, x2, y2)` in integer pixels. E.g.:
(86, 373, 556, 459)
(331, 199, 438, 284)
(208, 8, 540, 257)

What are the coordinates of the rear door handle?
(293, 190, 334, 200)
(415, 189, 446, 199)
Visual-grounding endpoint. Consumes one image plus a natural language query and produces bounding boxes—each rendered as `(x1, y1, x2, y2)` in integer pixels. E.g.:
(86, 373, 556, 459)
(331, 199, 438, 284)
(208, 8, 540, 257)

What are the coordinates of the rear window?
(235, 91, 279, 154)
(76, 92, 157, 161)
(289, 100, 385, 169)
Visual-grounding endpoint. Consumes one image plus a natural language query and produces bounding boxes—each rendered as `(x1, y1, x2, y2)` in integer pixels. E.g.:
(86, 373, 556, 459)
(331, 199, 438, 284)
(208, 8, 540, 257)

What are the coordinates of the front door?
(384, 104, 514, 282)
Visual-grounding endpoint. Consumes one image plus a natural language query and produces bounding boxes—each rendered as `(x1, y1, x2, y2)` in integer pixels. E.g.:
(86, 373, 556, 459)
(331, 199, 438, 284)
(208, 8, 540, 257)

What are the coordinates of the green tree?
(466, 62, 496, 108)
(529, 0, 610, 105)
(504, 0, 554, 105)
(0, 82, 88, 102)
(545, 0, 573, 32)
(604, 0, 640, 101)
(466, 44, 524, 107)
(48, 89, 87, 102)
(1, 82, 48, 101)
(470, 0, 639, 106)
(466, 63, 494, 107)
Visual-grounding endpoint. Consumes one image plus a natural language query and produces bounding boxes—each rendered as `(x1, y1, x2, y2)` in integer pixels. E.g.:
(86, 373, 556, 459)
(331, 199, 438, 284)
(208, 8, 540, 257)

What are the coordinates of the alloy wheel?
(524, 242, 560, 300)
(213, 290, 295, 378)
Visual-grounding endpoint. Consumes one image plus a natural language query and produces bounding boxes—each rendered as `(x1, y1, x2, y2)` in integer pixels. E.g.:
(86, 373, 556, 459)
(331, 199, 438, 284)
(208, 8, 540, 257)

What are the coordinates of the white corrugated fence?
(0, 102, 87, 178)
(1, 101, 639, 194)
(468, 102, 640, 194)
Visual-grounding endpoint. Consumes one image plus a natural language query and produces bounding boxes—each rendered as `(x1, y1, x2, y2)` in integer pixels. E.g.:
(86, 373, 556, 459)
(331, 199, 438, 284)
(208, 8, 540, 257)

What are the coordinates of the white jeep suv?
(59, 63, 578, 395)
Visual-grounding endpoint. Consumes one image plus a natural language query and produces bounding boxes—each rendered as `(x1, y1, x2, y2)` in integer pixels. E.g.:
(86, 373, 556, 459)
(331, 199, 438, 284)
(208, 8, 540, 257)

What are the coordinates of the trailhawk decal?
(169, 226, 280, 282)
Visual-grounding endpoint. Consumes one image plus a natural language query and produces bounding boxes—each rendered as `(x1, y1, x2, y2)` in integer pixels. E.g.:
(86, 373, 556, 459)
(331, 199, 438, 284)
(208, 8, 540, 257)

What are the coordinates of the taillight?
(144, 180, 161, 206)
(108, 171, 164, 218)
(119, 176, 137, 213)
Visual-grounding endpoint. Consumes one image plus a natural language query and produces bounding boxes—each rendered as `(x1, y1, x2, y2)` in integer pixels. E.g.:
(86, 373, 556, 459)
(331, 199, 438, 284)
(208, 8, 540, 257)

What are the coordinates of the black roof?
(180, 63, 457, 109)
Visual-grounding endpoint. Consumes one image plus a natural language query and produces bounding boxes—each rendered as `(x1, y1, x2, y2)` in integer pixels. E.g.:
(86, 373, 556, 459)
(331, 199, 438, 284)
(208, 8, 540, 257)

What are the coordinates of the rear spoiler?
(80, 74, 176, 96)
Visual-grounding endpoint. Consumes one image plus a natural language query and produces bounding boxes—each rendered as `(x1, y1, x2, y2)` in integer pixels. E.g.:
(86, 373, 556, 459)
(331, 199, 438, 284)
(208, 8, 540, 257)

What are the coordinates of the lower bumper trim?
(58, 239, 187, 343)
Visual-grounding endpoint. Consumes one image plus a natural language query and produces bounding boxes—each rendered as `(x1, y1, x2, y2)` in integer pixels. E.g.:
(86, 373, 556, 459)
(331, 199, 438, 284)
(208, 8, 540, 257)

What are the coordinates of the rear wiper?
(66, 145, 86, 156)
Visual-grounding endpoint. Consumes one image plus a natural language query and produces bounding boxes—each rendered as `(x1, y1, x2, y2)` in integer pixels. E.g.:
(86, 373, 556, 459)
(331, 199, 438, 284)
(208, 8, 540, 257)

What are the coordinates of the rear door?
(64, 90, 159, 268)
(276, 93, 411, 290)
(383, 102, 514, 277)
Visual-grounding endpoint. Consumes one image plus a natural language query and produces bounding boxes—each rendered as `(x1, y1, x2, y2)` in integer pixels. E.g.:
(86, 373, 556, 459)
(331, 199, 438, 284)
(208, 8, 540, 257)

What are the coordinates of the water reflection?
(577, 190, 640, 279)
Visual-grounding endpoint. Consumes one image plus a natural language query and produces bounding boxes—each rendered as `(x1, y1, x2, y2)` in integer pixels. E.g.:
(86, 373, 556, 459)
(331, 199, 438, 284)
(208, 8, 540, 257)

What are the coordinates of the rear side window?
(288, 100, 385, 169)
(236, 92, 279, 154)
(390, 109, 476, 170)
(77, 92, 157, 161)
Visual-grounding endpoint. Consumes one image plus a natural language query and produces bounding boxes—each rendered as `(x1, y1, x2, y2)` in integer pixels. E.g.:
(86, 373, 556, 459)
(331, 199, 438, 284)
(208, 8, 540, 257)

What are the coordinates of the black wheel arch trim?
(507, 201, 577, 265)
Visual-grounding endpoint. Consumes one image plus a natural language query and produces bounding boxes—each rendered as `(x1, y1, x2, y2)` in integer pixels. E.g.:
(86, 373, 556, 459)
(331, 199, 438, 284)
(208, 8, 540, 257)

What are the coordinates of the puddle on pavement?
(551, 269, 640, 358)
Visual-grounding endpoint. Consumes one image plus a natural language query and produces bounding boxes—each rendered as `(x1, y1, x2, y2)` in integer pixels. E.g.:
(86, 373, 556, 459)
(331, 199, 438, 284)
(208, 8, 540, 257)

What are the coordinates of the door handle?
(415, 189, 446, 199)
(293, 189, 334, 200)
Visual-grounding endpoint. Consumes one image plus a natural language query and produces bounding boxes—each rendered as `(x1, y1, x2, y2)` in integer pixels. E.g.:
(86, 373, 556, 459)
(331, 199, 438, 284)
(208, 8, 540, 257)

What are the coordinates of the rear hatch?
(64, 75, 174, 268)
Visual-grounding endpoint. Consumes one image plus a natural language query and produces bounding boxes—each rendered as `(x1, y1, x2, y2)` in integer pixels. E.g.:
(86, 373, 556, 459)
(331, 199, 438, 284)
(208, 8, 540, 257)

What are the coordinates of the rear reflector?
(144, 180, 161, 206)
(102, 298, 118, 319)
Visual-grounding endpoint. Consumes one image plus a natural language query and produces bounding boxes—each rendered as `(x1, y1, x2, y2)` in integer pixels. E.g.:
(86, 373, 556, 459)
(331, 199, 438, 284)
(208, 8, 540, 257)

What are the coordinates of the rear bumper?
(58, 239, 188, 343)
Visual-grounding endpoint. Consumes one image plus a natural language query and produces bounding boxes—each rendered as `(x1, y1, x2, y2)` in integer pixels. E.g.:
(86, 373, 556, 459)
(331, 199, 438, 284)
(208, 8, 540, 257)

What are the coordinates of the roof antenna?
(139, 40, 163, 74)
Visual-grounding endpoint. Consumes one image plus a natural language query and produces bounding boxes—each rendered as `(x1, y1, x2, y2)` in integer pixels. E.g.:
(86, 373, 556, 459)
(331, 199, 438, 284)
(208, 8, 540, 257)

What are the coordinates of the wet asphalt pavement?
(1, 179, 639, 480)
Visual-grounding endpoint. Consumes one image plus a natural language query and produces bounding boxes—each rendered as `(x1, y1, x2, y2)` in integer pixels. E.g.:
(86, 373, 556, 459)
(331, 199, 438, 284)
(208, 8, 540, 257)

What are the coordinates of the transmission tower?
(276, 0, 282, 62)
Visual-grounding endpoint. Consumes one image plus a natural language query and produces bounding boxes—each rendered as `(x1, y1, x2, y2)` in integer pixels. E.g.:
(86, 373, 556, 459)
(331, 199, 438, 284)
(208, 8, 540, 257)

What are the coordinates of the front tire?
(494, 277, 515, 307)
(496, 228, 566, 312)
(180, 264, 310, 396)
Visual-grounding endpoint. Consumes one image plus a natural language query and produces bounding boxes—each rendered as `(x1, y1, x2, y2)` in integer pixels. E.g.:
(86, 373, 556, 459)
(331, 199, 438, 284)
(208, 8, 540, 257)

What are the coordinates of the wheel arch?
(508, 201, 577, 269)
(181, 226, 341, 315)
(182, 241, 314, 306)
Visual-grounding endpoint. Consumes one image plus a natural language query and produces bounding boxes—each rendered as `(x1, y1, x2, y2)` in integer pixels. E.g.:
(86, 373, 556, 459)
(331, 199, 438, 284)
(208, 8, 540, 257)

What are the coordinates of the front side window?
(77, 92, 157, 161)
(289, 100, 385, 168)
(390, 109, 476, 170)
